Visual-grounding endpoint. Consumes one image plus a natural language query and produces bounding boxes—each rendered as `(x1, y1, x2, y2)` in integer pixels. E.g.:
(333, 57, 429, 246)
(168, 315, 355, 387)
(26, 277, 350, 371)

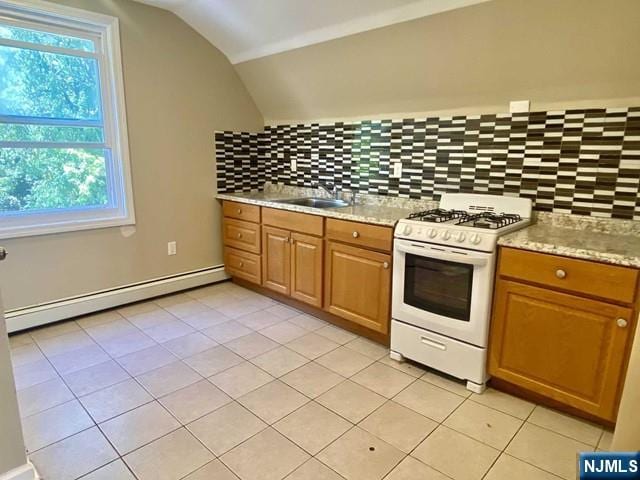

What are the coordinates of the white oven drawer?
(390, 320, 488, 385)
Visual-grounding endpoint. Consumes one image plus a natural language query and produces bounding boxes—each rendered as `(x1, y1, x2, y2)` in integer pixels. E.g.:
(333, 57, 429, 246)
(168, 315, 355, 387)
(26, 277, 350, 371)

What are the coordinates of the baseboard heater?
(4, 265, 229, 333)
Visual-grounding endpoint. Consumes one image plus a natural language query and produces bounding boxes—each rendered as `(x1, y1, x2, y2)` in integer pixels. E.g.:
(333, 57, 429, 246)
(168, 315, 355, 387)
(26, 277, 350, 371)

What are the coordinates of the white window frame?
(0, 0, 134, 239)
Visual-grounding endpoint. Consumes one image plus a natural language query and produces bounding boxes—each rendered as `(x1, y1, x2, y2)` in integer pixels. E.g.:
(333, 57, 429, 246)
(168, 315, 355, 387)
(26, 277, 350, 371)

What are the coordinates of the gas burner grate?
(456, 212, 522, 229)
(407, 209, 468, 223)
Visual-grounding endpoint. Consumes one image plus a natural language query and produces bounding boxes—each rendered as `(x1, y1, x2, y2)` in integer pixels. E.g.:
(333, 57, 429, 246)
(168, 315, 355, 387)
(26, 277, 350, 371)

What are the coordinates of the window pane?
(0, 124, 104, 143)
(0, 45, 102, 121)
(0, 23, 95, 52)
(0, 148, 109, 212)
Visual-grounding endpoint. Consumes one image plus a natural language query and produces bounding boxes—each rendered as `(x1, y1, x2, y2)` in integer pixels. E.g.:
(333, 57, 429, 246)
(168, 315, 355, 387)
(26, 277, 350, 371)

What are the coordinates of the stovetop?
(407, 209, 524, 230)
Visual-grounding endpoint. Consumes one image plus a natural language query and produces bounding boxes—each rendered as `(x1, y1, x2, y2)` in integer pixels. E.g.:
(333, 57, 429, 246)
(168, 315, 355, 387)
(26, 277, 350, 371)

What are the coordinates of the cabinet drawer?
(262, 208, 323, 236)
(224, 247, 261, 284)
(499, 247, 638, 304)
(223, 218, 260, 254)
(223, 201, 260, 223)
(326, 218, 393, 252)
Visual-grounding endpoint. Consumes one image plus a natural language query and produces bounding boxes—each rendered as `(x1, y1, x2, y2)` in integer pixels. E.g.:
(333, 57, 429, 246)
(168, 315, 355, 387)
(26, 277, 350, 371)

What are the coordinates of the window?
(0, 0, 134, 238)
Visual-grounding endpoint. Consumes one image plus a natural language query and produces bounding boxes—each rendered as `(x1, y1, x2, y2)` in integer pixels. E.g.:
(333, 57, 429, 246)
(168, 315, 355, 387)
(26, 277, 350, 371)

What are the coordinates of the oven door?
(392, 238, 496, 347)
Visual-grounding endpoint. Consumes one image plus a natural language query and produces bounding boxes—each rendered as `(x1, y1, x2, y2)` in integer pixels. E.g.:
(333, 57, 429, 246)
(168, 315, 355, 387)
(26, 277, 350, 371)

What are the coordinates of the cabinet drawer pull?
(237, 233, 242, 239)
(239, 261, 244, 267)
(420, 336, 446, 351)
(352, 231, 359, 238)
(617, 318, 628, 328)
(237, 208, 242, 214)
(383, 262, 389, 269)
(555, 269, 567, 279)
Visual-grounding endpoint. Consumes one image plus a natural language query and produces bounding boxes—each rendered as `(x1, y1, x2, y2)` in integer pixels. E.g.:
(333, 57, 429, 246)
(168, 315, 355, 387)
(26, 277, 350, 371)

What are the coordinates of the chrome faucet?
(317, 181, 339, 199)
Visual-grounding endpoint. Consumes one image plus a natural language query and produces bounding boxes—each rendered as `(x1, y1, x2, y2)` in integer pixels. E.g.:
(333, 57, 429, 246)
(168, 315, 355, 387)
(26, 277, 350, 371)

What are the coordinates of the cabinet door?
(290, 233, 323, 307)
(325, 241, 391, 334)
(262, 226, 291, 295)
(489, 279, 633, 421)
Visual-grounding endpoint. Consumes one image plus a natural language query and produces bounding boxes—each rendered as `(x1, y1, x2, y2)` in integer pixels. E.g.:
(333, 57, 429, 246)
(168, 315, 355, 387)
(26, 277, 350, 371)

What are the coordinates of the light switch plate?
(509, 100, 530, 113)
(391, 162, 402, 178)
(167, 241, 177, 255)
(291, 159, 297, 172)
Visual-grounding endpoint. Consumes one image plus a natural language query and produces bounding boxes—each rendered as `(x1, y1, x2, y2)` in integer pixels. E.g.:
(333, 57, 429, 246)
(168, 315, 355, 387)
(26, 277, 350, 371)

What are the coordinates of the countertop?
(217, 184, 435, 227)
(498, 213, 640, 268)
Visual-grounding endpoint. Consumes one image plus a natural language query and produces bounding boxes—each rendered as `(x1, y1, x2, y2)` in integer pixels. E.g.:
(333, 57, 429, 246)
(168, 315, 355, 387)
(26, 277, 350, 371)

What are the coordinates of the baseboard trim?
(5, 266, 229, 333)
(0, 462, 38, 480)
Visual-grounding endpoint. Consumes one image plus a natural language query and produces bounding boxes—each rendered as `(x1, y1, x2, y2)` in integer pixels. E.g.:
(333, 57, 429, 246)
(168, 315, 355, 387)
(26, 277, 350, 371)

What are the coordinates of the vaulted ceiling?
(133, 0, 490, 64)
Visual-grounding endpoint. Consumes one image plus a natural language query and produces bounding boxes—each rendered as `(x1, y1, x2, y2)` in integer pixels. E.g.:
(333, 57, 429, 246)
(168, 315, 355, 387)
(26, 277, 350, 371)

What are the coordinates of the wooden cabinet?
(262, 226, 291, 295)
(222, 202, 261, 284)
(325, 241, 391, 334)
(223, 218, 260, 254)
(489, 247, 639, 422)
(224, 247, 261, 285)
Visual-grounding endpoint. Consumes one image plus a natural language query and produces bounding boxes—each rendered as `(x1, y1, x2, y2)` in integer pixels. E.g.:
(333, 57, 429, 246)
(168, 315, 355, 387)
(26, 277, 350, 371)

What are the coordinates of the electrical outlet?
(509, 100, 530, 113)
(291, 159, 297, 172)
(391, 162, 403, 178)
(167, 241, 177, 256)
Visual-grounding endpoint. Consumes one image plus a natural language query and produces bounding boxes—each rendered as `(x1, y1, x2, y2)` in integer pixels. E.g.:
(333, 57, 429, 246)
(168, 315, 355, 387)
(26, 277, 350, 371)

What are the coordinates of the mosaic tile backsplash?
(215, 107, 640, 219)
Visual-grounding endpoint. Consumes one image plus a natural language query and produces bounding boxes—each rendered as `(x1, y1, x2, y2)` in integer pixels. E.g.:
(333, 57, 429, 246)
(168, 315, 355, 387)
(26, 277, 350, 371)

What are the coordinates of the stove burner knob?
(470, 233, 482, 245)
(441, 230, 451, 240)
(402, 224, 413, 236)
(428, 229, 438, 238)
(455, 232, 466, 242)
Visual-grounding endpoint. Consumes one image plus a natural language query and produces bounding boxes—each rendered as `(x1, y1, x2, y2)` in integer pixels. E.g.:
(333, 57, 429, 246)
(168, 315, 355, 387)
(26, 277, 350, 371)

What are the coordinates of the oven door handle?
(396, 243, 489, 266)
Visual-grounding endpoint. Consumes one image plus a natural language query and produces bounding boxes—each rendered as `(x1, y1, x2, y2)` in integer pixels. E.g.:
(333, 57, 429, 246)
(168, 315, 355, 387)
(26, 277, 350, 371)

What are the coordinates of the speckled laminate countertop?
(217, 183, 436, 227)
(499, 212, 640, 268)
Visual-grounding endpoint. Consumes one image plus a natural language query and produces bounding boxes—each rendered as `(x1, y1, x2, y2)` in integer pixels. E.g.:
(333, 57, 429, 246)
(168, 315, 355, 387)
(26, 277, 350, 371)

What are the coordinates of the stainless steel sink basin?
(274, 197, 351, 208)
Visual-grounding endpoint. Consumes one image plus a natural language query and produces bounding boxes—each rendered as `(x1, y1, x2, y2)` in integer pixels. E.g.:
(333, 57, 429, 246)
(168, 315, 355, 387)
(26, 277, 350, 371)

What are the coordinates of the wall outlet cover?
(509, 100, 530, 113)
(167, 241, 177, 255)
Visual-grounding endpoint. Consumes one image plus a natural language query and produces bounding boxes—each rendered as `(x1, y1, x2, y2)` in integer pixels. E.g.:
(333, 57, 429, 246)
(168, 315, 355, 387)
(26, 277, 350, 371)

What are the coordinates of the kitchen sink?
(273, 197, 351, 208)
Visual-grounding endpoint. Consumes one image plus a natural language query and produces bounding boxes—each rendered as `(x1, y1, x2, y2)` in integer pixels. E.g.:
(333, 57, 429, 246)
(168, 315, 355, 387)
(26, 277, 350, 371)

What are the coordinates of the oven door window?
(404, 253, 473, 322)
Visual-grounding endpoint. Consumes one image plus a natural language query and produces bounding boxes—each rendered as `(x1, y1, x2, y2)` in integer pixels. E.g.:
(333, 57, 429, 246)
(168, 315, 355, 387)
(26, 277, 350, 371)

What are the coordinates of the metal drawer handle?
(555, 269, 567, 279)
(383, 262, 389, 269)
(237, 208, 242, 214)
(0, 246, 6, 261)
(352, 231, 359, 238)
(239, 261, 244, 268)
(237, 233, 242, 239)
(420, 336, 446, 351)
(617, 318, 628, 328)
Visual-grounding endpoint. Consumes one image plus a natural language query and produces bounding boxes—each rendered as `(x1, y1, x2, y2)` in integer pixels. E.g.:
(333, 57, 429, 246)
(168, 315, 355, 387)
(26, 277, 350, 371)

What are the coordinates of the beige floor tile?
(286, 332, 340, 359)
(384, 456, 450, 480)
(76, 310, 123, 329)
(188, 401, 267, 455)
(288, 313, 328, 331)
(260, 321, 308, 344)
(202, 320, 253, 343)
(209, 361, 274, 398)
(285, 458, 344, 480)
(100, 401, 180, 455)
(63, 360, 130, 396)
(116, 344, 178, 376)
(124, 428, 214, 480)
(10, 343, 45, 368)
(160, 379, 231, 424)
(238, 380, 309, 424)
(164, 299, 211, 319)
(359, 401, 437, 454)
(316, 345, 374, 377)
(215, 299, 265, 319)
(48, 343, 110, 375)
(185, 284, 222, 299)
(143, 318, 195, 343)
(181, 309, 230, 330)
(469, 388, 535, 420)
(30, 321, 81, 340)
(36, 330, 96, 357)
(30, 427, 118, 480)
(225, 332, 280, 359)
(412, 425, 500, 480)
(17, 377, 74, 418)
(394, 380, 465, 422)
(598, 430, 614, 451)
(317, 426, 404, 480)
(274, 401, 352, 455)
(85, 319, 138, 342)
(315, 325, 358, 345)
(265, 304, 300, 320)
(236, 310, 285, 330)
(9, 332, 34, 349)
(281, 362, 345, 398)
(317, 380, 386, 423)
(198, 292, 243, 309)
(378, 356, 428, 378)
(251, 346, 309, 377)
(506, 423, 592, 480)
(528, 406, 602, 446)
(13, 358, 58, 390)
(485, 454, 560, 480)
(184, 460, 240, 480)
(162, 331, 218, 358)
(221, 427, 310, 480)
(421, 370, 471, 397)
(82, 459, 136, 480)
(154, 292, 192, 308)
(127, 309, 176, 330)
(444, 400, 523, 450)
(184, 345, 244, 377)
(344, 337, 389, 360)
(99, 330, 156, 358)
(136, 361, 202, 397)
(117, 301, 160, 318)
(22, 399, 94, 452)
(79, 378, 153, 423)
(351, 363, 415, 398)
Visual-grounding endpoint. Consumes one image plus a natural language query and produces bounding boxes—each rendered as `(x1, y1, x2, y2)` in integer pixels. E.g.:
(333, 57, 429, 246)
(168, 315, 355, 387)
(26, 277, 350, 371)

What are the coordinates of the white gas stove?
(390, 193, 532, 393)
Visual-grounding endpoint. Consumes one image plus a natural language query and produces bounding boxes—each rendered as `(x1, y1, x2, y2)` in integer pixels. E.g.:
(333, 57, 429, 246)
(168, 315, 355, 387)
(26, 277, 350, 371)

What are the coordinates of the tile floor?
(8, 281, 613, 480)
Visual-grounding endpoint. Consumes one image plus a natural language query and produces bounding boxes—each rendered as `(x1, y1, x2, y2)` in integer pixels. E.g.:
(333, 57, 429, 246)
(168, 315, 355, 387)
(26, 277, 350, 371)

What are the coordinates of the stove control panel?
(394, 220, 498, 252)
